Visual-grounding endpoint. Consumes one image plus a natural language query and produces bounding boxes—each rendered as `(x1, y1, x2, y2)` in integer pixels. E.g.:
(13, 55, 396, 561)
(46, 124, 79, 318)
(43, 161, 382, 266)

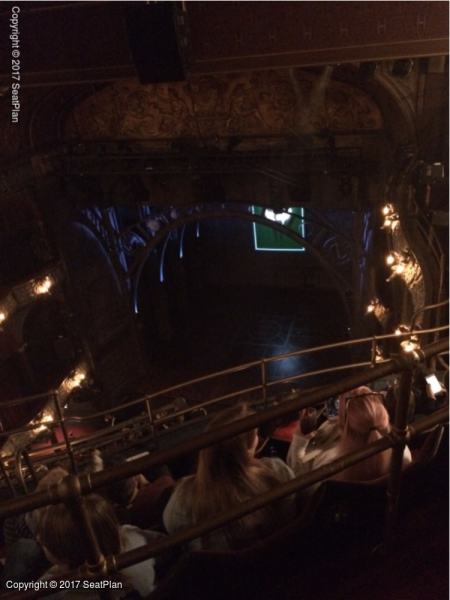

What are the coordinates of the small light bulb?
(402, 341, 416, 352)
(395, 264, 405, 274)
(386, 254, 395, 265)
(35, 277, 52, 294)
(0, 312, 5, 322)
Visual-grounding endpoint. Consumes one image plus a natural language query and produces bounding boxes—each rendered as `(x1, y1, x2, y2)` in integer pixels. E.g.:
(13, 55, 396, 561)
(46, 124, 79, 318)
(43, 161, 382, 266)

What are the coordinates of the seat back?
(313, 476, 389, 546)
(313, 425, 446, 544)
(399, 424, 445, 511)
(148, 428, 446, 599)
(410, 424, 444, 465)
(147, 485, 325, 600)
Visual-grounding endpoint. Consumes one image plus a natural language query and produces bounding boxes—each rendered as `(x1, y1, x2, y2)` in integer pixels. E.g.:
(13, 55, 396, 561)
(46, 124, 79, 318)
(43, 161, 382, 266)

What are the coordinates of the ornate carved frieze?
(64, 70, 382, 145)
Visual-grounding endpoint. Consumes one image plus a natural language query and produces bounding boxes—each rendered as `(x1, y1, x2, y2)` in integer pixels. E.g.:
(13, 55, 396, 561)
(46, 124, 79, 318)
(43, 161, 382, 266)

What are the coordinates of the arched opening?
(134, 212, 352, 391)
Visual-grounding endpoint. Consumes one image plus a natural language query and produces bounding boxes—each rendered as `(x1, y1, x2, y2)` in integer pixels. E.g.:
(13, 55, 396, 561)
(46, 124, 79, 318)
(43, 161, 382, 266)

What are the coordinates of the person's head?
(38, 493, 122, 569)
(188, 403, 282, 546)
(343, 390, 389, 441)
(335, 388, 391, 481)
(27, 467, 70, 536)
(197, 403, 257, 482)
(338, 386, 374, 430)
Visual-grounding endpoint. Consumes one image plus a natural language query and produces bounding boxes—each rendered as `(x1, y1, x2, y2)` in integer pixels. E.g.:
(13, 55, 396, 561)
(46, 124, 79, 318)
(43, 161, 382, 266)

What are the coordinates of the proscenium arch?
(130, 210, 355, 325)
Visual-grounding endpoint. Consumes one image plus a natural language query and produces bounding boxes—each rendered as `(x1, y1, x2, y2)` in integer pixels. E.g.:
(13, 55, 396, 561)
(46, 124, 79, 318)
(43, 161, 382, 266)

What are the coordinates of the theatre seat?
(311, 424, 445, 544)
(147, 427, 445, 600)
(147, 485, 325, 600)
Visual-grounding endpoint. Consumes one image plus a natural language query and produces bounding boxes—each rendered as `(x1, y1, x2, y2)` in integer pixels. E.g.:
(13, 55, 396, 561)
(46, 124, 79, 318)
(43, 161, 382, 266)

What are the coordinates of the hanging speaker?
(124, 3, 191, 84)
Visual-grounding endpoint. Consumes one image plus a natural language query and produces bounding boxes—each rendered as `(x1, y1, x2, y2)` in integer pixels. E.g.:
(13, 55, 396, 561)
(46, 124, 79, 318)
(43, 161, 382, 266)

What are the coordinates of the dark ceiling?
(0, 1, 448, 87)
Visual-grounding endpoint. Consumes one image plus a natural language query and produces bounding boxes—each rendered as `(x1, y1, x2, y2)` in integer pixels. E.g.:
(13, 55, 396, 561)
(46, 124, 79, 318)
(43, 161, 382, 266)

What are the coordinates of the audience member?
(38, 493, 164, 598)
(3, 466, 69, 550)
(163, 403, 296, 551)
(288, 386, 412, 481)
(91, 453, 176, 529)
(283, 401, 341, 467)
(2, 467, 69, 588)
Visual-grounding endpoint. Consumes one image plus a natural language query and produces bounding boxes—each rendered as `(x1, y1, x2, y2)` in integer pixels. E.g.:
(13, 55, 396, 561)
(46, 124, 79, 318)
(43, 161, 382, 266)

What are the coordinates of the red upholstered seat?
(271, 420, 298, 442)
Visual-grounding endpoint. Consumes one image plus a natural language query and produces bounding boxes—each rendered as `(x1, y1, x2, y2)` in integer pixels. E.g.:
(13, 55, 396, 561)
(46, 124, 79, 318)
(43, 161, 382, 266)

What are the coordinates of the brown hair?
(179, 403, 283, 548)
(29, 467, 70, 534)
(38, 493, 122, 569)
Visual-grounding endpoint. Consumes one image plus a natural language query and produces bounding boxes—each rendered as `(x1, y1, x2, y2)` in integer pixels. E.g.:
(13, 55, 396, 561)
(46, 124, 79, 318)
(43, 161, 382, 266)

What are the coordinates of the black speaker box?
(124, 3, 190, 84)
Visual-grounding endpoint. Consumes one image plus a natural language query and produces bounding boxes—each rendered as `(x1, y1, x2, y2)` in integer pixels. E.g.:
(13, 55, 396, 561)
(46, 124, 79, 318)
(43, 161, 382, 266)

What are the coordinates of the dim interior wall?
(33, 178, 149, 408)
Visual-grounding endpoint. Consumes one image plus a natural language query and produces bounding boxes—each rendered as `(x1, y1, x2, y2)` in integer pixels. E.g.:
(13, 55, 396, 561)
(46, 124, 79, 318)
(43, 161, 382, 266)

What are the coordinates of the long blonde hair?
(334, 387, 391, 482)
(181, 403, 282, 548)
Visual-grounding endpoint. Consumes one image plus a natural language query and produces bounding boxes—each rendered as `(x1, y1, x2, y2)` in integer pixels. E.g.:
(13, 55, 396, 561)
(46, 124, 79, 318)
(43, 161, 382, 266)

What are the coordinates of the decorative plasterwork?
(64, 70, 382, 144)
(0, 264, 64, 329)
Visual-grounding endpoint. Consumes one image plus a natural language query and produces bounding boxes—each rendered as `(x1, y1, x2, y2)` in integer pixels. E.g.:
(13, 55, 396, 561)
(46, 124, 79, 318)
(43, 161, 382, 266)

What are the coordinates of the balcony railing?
(0, 335, 448, 600)
(0, 321, 448, 498)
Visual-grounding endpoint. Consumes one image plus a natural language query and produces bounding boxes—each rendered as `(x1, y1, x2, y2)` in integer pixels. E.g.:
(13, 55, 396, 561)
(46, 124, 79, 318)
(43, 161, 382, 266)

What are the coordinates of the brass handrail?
(0, 337, 447, 520)
(0, 338, 448, 600)
(3, 408, 448, 600)
(0, 326, 447, 494)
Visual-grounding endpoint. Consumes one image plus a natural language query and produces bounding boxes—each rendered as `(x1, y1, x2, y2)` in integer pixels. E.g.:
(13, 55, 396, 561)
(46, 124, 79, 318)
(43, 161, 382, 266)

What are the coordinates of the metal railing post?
(52, 391, 78, 474)
(14, 450, 29, 495)
(0, 457, 17, 498)
(383, 358, 415, 551)
(14, 448, 39, 494)
(145, 396, 158, 450)
(261, 359, 268, 409)
(60, 476, 115, 600)
(370, 337, 377, 367)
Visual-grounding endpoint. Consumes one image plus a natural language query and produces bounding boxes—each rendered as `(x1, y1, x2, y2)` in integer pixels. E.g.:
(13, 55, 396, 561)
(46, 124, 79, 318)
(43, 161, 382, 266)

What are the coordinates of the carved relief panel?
(64, 70, 382, 146)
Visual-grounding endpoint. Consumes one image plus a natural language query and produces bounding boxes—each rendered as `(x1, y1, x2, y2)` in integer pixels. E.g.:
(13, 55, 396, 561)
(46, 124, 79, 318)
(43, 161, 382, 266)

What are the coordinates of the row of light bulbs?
(383, 204, 413, 281)
(366, 203, 419, 354)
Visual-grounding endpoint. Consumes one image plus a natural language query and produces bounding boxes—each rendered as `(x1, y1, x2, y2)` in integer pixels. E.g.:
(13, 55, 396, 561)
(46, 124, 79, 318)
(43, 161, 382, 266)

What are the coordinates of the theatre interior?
(0, 2, 448, 598)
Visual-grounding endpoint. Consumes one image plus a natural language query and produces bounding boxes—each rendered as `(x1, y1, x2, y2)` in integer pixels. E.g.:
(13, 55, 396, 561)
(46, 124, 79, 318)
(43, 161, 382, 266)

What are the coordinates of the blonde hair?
(180, 403, 282, 548)
(38, 493, 122, 569)
(334, 387, 391, 482)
